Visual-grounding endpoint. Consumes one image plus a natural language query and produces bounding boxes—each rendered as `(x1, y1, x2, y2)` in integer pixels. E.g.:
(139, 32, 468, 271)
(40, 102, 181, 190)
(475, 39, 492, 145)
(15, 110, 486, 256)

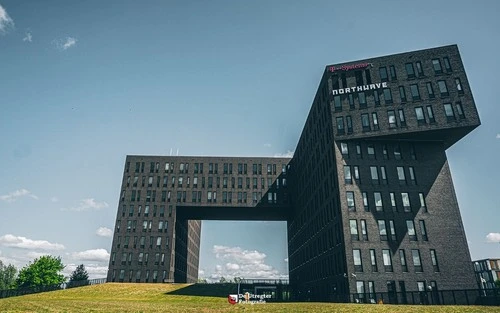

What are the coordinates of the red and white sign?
(328, 63, 372, 73)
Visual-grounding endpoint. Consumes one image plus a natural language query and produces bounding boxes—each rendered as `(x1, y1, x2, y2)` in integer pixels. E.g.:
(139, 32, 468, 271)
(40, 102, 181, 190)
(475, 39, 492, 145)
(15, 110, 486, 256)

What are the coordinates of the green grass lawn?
(1, 283, 500, 313)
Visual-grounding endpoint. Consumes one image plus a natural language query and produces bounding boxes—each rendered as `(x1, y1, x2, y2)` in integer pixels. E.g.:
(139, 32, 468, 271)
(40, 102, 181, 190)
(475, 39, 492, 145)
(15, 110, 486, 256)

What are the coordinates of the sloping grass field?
(1, 283, 500, 313)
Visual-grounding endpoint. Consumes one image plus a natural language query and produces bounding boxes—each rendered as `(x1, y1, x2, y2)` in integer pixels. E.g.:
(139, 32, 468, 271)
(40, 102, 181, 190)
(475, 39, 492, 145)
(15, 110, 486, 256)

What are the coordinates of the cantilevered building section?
(287, 44, 480, 301)
(108, 45, 480, 302)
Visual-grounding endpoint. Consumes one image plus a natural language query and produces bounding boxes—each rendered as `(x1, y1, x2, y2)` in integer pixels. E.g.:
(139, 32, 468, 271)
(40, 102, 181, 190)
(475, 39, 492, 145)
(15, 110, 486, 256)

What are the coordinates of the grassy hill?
(1, 283, 500, 312)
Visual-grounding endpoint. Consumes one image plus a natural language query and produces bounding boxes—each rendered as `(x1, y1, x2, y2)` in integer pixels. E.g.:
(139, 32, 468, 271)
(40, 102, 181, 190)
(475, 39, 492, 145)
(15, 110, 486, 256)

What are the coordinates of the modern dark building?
(108, 44, 480, 301)
(473, 258, 500, 290)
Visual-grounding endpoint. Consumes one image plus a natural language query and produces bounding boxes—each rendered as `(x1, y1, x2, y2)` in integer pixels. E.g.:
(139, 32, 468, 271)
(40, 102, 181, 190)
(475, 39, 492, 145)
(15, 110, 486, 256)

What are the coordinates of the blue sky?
(0, 0, 498, 280)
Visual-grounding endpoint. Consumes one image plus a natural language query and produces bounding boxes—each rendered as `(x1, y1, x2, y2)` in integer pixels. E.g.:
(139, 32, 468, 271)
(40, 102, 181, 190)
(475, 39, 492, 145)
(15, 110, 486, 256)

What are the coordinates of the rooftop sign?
(332, 82, 388, 95)
(328, 62, 372, 72)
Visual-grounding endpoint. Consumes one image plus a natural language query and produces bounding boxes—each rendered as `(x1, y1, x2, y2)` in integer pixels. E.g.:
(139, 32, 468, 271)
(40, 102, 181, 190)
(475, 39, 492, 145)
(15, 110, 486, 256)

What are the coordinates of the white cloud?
(0, 189, 38, 202)
(61, 198, 109, 212)
(486, 233, 500, 243)
(26, 251, 49, 259)
(274, 150, 294, 158)
(63, 263, 108, 279)
(209, 245, 288, 281)
(72, 249, 110, 262)
(96, 227, 112, 238)
(0, 4, 14, 34)
(264, 143, 272, 148)
(53, 36, 77, 50)
(0, 234, 65, 250)
(496, 134, 500, 139)
(51, 197, 59, 202)
(23, 30, 32, 42)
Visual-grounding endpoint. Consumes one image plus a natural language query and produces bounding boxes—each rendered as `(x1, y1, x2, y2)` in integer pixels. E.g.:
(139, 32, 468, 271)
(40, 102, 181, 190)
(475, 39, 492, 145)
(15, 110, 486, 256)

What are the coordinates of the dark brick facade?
(108, 45, 480, 301)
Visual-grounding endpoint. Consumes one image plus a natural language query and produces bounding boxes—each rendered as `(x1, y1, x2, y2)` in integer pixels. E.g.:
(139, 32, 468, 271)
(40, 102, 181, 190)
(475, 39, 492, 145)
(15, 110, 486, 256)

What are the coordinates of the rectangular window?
(399, 86, 407, 102)
(419, 193, 427, 212)
(382, 145, 388, 159)
(402, 193, 411, 212)
(348, 94, 354, 110)
(382, 250, 393, 272)
(341, 142, 349, 156)
(389, 65, 397, 80)
(353, 249, 363, 272)
(372, 112, 379, 130)
(419, 220, 428, 241)
(374, 192, 383, 211)
(344, 166, 352, 184)
(333, 95, 342, 111)
(416, 61, 423, 76)
(357, 91, 366, 108)
(397, 166, 406, 184)
(387, 110, 396, 128)
(426, 105, 435, 123)
(443, 57, 452, 72)
(379, 67, 388, 82)
(426, 82, 435, 98)
(354, 166, 360, 182)
(410, 84, 421, 101)
(407, 220, 417, 241)
(389, 220, 396, 241)
(394, 144, 402, 160)
(367, 144, 375, 158)
(362, 192, 369, 211)
(370, 249, 378, 272)
(430, 249, 440, 272)
(370, 166, 379, 184)
(378, 220, 387, 241)
(380, 166, 387, 184)
(438, 80, 449, 96)
(365, 69, 372, 84)
(415, 107, 425, 124)
(350, 220, 359, 240)
(444, 103, 455, 121)
(356, 143, 362, 158)
(383, 88, 393, 104)
(409, 167, 416, 184)
(346, 191, 355, 211)
(374, 90, 380, 105)
(405, 63, 415, 78)
(355, 70, 364, 86)
(456, 102, 465, 119)
(361, 114, 370, 131)
(398, 109, 406, 127)
(432, 59, 442, 74)
(390, 192, 397, 212)
(361, 220, 368, 240)
(455, 78, 464, 94)
(399, 250, 408, 272)
(412, 249, 423, 272)
(346, 115, 353, 133)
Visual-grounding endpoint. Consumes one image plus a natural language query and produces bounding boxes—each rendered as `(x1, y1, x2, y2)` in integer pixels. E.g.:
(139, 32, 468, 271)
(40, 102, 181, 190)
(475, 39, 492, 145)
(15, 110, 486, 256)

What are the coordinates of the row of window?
(346, 191, 427, 213)
(126, 161, 287, 175)
(353, 248, 439, 273)
(340, 142, 416, 160)
(111, 268, 168, 283)
(349, 219, 428, 242)
(125, 175, 286, 190)
(114, 235, 169, 250)
(116, 220, 168, 233)
(344, 165, 417, 186)
(355, 280, 439, 297)
(122, 190, 281, 205)
(332, 78, 463, 112)
(336, 101, 465, 135)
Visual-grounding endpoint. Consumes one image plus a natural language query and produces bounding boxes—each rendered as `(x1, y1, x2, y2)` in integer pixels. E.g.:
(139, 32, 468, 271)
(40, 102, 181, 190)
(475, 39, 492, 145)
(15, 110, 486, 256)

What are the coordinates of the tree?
(68, 264, 89, 288)
(0, 260, 17, 290)
(495, 279, 500, 289)
(219, 276, 227, 283)
(16, 255, 65, 289)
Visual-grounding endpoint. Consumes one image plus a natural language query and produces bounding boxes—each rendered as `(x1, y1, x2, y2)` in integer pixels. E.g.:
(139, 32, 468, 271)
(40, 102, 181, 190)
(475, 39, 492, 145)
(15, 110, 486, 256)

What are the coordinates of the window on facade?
(378, 220, 387, 240)
(394, 144, 402, 160)
(455, 78, 464, 94)
(346, 115, 353, 133)
(383, 88, 393, 104)
(399, 86, 407, 102)
(389, 220, 397, 241)
(426, 105, 435, 123)
(356, 143, 362, 158)
(409, 167, 416, 184)
(354, 166, 360, 182)
(382, 250, 393, 272)
(419, 220, 428, 241)
(361, 114, 370, 131)
(362, 192, 369, 211)
(361, 220, 368, 240)
(443, 57, 452, 72)
(405, 63, 415, 78)
(390, 192, 397, 212)
(432, 59, 442, 74)
(416, 61, 423, 76)
(380, 166, 387, 184)
(438, 80, 449, 96)
(374, 192, 383, 211)
(348, 94, 354, 110)
(399, 250, 408, 272)
(387, 110, 396, 128)
(367, 145, 375, 159)
(418, 192, 427, 212)
(344, 166, 352, 184)
(412, 249, 423, 272)
(456, 102, 465, 119)
(415, 107, 425, 125)
(341, 142, 349, 155)
(359, 92, 367, 108)
(347, 191, 355, 211)
(402, 193, 411, 212)
(444, 103, 455, 121)
(398, 109, 406, 127)
(334, 95, 342, 111)
(370, 249, 378, 272)
(406, 220, 417, 241)
(370, 166, 379, 184)
(430, 249, 440, 272)
(353, 249, 363, 272)
(365, 69, 372, 84)
(389, 65, 397, 80)
(379, 67, 388, 82)
(350, 220, 359, 240)
(397, 166, 406, 184)
(410, 84, 421, 101)
(374, 90, 380, 105)
(371, 113, 379, 130)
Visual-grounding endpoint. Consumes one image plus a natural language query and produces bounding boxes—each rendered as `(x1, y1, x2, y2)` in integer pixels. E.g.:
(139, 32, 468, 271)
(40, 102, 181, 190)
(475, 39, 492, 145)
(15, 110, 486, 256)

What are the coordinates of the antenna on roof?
(176, 149, 179, 156)
(170, 148, 173, 156)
